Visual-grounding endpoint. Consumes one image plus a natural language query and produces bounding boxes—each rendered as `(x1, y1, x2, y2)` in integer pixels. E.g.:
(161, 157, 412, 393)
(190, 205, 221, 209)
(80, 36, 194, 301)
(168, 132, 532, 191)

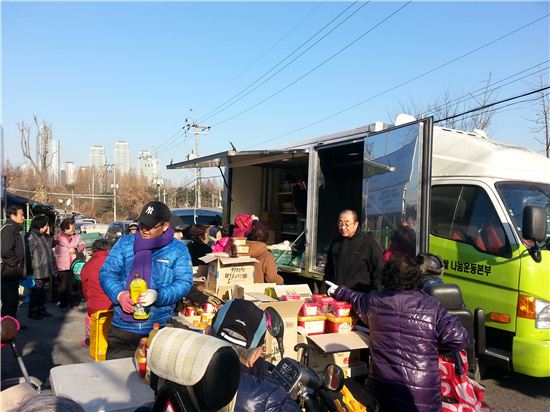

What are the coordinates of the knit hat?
(211, 300, 267, 349)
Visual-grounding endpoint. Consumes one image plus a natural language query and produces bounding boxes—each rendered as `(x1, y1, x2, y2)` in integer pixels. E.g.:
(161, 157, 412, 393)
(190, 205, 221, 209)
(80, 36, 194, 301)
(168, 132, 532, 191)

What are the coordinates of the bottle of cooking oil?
(147, 323, 160, 347)
(130, 274, 149, 320)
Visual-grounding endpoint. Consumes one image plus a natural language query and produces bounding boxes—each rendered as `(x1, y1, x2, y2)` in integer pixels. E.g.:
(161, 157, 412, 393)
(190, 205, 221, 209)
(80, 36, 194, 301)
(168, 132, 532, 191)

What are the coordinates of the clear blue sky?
(2, 1, 549, 186)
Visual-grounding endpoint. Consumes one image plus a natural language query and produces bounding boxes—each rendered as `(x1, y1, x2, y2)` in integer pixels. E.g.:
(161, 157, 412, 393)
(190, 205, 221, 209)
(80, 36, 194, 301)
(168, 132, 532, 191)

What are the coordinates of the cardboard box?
(268, 284, 312, 300)
(341, 361, 368, 378)
(200, 255, 256, 292)
(305, 331, 370, 372)
(232, 283, 277, 300)
(259, 300, 304, 365)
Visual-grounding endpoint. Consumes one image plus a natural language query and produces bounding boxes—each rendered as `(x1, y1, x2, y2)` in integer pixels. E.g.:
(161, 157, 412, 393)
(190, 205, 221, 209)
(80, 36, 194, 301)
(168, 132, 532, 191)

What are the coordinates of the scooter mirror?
(264, 307, 284, 339)
(264, 307, 285, 358)
(322, 364, 345, 392)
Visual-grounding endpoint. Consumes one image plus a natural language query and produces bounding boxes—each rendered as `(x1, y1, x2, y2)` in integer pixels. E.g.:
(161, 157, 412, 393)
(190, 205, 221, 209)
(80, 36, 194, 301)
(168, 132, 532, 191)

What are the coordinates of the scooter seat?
(148, 328, 240, 411)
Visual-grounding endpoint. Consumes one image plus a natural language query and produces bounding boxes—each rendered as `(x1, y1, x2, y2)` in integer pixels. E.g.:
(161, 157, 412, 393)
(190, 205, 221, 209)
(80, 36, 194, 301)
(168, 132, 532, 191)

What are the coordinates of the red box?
(318, 296, 336, 314)
(332, 302, 351, 317)
(298, 315, 326, 335)
(300, 301, 319, 317)
(311, 294, 325, 303)
(325, 313, 353, 333)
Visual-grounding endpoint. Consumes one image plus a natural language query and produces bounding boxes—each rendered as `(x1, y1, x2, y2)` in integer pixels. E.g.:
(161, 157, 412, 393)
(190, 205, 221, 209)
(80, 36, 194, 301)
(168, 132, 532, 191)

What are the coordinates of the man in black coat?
(324, 209, 384, 293)
(1, 205, 26, 318)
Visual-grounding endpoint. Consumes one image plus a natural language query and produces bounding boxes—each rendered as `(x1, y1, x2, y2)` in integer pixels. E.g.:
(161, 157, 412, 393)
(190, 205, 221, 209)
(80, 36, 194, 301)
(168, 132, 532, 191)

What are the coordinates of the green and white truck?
(168, 117, 550, 377)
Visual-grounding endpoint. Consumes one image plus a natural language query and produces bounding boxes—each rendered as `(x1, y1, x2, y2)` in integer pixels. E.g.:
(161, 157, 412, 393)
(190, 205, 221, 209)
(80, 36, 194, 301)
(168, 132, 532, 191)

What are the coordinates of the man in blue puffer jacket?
(100, 201, 192, 359)
(326, 254, 469, 412)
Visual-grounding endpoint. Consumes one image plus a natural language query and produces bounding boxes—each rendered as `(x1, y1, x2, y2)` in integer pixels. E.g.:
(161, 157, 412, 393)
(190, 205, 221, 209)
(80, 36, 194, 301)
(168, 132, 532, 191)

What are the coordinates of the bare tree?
(3, 160, 21, 188)
(391, 73, 496, 132)
(19, 115, 54, 202)
(529, 75, 550, 158)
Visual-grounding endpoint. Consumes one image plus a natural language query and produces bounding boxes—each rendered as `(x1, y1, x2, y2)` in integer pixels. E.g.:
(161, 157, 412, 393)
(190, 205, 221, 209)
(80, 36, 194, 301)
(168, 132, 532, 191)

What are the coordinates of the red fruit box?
(325, 313, 353, 333)
(298, 315, 326, 335)
(331, 302, 352, 317)
(300, 301, 319, 317)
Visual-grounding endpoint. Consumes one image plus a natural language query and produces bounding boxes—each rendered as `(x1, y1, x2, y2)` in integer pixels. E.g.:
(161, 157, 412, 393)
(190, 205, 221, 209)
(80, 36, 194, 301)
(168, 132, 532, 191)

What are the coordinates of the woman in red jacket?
(80, 239, 113, 347)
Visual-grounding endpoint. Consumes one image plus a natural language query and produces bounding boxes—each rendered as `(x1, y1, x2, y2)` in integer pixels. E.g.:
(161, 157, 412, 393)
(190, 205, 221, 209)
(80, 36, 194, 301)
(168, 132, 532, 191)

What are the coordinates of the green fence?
(0, 219, 32, 232)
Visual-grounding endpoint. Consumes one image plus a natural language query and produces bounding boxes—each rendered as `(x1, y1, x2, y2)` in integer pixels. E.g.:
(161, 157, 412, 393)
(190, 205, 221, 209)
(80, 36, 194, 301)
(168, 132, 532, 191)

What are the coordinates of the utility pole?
(112, 165, 118, 221)
(91, 173, 95, 216)
(183, 110, 210, 209)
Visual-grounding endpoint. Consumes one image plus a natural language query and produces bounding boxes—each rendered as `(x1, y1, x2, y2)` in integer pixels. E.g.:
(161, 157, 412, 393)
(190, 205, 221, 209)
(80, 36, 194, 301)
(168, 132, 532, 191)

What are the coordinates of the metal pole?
(113, 165, 117, 221)
(195, 113, 202, 208)
(162, 189, 167, 204)
(92, 173, 95, 216)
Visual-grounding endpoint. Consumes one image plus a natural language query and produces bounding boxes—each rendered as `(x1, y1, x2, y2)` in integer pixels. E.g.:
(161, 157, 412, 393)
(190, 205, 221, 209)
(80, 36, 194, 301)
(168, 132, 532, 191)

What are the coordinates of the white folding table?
(50, 357, 155, 412)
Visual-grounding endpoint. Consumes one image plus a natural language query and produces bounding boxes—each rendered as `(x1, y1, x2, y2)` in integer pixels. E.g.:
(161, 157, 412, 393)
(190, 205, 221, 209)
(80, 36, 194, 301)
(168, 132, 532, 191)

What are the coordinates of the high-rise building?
(89, 145, 106, 170)
(36, 125, 50, 171)
(137, 150, 159, 182)
(63, 161, 77, 185)
(114, 141, 130, 175)
(35, 127, 60, 185)
(50, 139, 60, 186)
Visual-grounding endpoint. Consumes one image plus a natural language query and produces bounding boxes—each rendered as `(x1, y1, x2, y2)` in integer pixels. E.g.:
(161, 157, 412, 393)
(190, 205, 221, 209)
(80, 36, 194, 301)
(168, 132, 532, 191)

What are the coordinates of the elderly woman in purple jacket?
(326, 254, 469, 412)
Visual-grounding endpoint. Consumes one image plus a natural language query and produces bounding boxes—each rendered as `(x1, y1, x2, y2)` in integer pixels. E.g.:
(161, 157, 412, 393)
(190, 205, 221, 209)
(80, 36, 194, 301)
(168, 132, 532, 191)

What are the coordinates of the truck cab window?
(431, 185, 511, 257)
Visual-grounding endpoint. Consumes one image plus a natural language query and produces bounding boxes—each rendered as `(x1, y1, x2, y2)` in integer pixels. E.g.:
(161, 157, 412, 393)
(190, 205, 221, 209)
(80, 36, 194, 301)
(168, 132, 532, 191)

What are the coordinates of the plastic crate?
(271, 249, 293, 265)
(89, 310, 113, 362)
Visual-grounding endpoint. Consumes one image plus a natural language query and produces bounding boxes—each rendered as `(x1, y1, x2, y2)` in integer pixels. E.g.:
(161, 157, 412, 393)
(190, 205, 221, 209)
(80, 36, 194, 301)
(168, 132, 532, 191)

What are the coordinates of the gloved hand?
(139, 289, 158, 307)
(117, 291, 135, 313)
(325, 280, 339, 297)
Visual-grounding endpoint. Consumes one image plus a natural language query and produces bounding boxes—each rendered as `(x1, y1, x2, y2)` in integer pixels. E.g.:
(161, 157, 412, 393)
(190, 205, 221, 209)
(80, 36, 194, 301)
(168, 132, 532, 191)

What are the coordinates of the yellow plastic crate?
(89, 310, 113, 362)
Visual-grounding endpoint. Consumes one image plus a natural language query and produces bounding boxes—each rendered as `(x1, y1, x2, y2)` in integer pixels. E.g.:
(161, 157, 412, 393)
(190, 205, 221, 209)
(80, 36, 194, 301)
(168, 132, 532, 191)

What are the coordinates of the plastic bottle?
(144, 323, 160, 384)
(130, 274, 149, 320)
(135, 337, 148, 378)
(147, 323, 160, 347)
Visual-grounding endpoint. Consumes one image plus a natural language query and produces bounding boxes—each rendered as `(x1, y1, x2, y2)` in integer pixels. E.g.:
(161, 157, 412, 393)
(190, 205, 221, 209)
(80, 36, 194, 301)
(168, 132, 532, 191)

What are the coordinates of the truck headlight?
(535, 299, 550, 329)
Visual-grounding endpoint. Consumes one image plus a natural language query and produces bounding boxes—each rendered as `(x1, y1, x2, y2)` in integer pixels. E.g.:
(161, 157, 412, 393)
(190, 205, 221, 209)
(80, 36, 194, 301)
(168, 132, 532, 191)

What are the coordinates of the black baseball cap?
(211, 300, 267, 349)
(137, 201, 171, 229)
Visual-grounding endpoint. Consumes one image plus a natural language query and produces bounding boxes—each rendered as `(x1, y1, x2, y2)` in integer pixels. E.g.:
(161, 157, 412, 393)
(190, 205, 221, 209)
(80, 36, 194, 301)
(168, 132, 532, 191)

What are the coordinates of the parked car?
(104, 220, 134, 243)
(170, 208, 222, 227)
(76, 217, 97, 225)
(79, 223, 109, 235)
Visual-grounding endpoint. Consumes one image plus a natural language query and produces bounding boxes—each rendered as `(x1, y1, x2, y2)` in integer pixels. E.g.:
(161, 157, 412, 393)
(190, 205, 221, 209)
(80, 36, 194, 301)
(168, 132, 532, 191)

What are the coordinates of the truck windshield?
(496, 182, 550, 244)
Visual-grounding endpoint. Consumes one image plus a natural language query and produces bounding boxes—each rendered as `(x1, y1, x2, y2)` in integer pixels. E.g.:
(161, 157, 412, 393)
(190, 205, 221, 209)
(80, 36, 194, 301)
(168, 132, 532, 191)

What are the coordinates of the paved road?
(2, 302, 550, 411)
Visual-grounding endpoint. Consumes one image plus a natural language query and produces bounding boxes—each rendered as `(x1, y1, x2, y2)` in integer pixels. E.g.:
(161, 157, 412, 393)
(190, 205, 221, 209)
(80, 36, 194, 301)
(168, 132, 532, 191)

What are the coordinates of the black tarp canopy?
(2, 191, 57, 220)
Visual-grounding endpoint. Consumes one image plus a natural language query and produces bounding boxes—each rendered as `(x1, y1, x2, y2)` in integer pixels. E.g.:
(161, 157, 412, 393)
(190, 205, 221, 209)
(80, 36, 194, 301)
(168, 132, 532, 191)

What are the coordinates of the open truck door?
(308, 118, 434, 276)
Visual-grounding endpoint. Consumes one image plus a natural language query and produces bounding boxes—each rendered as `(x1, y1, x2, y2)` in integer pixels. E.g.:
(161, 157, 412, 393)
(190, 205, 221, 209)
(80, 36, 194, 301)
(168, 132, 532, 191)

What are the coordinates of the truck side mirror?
(522, 206, 547, 242)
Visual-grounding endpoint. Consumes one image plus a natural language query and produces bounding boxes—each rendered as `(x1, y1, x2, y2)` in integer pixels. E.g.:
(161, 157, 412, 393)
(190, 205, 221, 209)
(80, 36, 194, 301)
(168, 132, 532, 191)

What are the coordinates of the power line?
(149, 128, 185, 156)
(434, 86, 549, 124)
(247, 13, 549, 149)
(212, 1, 411, 127)
(201, 1, 365, 122)
(421, 60, 549, 117)
(196, 1, 326, 108)
(450, 98, 542, 125)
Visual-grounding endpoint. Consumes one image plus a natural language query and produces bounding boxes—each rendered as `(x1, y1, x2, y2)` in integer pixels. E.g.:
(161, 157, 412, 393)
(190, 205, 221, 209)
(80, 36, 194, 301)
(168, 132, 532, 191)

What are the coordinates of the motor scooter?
(146, 306, 345, 412)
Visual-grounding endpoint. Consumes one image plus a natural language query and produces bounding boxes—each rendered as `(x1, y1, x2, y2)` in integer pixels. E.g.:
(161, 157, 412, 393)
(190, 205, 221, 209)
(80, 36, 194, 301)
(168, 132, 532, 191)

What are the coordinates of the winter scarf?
(121, 227, 174, 322)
